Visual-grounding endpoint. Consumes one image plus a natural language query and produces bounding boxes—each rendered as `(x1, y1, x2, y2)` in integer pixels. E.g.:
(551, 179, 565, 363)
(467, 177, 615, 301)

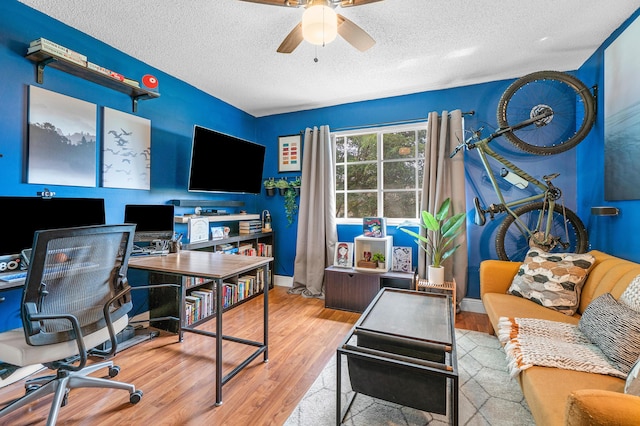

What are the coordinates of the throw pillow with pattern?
(620, 274, 640, 312)
(579, 293, 640, 375)
(626, 357, 640, 396)
(507, 249, 595, 316)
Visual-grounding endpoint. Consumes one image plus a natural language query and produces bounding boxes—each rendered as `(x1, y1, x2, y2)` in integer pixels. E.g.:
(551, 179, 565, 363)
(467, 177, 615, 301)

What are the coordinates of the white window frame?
(334, 122, 427, 225)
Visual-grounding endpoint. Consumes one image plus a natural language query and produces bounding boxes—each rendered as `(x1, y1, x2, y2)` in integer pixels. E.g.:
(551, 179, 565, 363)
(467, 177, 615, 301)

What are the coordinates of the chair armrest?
(565, 389, 640, 426)
(479, 260, 521, 299)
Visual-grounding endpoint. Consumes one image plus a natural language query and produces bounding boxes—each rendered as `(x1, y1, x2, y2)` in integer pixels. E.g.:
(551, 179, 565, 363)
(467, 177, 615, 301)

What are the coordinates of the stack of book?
(239, 220, 262, 235)
(27, 38, 87, 67)
(216, 243, 238, 254)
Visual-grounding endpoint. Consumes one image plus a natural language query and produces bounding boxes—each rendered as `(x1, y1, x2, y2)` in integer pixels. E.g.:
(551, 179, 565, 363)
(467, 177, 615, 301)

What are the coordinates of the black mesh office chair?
(0, 224, 143, 425)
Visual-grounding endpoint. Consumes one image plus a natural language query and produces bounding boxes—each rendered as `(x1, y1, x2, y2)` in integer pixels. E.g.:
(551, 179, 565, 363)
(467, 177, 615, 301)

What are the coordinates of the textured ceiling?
(18, 0, 640, 117)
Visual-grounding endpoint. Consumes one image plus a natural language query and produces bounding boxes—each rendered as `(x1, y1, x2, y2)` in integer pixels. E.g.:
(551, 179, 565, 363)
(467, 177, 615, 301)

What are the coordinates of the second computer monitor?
(124, 204, 175, 242)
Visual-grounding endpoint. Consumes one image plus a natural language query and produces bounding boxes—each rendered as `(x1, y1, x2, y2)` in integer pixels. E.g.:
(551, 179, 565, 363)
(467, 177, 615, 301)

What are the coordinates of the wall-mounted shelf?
(25, 50, 160, 112)
(170, 200, 245, 208)
(174, 213, 260, 224)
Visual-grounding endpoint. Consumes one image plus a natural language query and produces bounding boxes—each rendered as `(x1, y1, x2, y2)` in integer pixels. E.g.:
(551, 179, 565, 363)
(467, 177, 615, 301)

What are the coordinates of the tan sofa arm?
(479, 260, 521, 298)
(565, 389, 640, 426)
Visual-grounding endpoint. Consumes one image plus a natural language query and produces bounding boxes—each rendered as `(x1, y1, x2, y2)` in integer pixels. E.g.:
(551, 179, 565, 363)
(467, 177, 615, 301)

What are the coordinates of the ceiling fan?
(239, 0, 383, 53)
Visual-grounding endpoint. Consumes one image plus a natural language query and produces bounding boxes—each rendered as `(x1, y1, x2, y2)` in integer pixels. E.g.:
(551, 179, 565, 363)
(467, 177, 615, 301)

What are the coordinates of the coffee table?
(336, 288, 458, 425)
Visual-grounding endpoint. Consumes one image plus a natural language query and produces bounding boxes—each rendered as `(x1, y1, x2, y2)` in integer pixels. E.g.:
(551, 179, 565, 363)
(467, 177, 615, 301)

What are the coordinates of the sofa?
(480, 249, 640, 425)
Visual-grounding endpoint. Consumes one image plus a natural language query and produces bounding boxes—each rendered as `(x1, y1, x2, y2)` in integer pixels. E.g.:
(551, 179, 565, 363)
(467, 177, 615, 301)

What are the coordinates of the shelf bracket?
(36, 58, 55, 84)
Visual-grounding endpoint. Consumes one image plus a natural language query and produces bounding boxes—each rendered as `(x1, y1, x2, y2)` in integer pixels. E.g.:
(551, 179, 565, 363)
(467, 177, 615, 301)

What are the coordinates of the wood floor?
(0, 286, 492, 426)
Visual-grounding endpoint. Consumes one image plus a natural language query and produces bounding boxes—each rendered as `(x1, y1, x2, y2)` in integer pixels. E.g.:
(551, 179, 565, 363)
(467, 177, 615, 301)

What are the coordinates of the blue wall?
(576, 8, 640, 263)
(1, 0, 636, 316)
(257, 80, 581, 298)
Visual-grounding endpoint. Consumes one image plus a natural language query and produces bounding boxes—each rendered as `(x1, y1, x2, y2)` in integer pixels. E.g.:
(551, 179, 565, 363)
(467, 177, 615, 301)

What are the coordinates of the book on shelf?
(122, 77, 140, 88)
(27, 44, 87, 67)
(29, 38, 88, 61)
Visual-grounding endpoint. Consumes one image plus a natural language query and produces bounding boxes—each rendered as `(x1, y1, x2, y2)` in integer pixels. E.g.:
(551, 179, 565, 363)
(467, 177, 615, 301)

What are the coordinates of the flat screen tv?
(0, 197, 105, 256)
(188, 125, 266, 194)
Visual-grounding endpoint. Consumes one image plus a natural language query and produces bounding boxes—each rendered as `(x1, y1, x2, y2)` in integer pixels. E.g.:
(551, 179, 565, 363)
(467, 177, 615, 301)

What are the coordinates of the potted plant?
(276, 177, 289, 195)
(264, 177, 276, 196)
(398, 198, 466, 285)
(283, 187, 298, 226)
(291, 176, 301, 196)
(372, 252, 386, 270)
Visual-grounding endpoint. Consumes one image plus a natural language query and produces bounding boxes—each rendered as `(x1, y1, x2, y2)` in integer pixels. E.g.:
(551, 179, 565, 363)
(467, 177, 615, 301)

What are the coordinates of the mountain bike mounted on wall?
(450, 71, 597, 261)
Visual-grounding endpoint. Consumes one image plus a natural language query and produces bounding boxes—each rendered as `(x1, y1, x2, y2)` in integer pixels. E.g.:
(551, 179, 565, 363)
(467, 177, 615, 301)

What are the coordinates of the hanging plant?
(276, 177, 289, 195)
(283, 187, 299, 226)
(291, 176, 301, 196)
(264, 177, 276, 196)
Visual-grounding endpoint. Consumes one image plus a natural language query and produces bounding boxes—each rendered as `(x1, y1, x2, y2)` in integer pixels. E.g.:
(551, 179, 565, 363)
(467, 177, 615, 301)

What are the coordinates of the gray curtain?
(419, 110, 467, 310)
(289, 125, 338, 298)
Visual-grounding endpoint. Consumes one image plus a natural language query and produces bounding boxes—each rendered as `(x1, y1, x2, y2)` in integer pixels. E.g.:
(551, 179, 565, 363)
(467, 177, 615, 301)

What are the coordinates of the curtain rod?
(328, 110, 475, 133)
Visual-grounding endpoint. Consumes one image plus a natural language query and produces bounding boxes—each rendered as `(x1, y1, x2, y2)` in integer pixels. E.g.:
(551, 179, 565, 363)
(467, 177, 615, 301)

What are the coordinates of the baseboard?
(460, 297, 486, 314)
(274, 274, 293, 287)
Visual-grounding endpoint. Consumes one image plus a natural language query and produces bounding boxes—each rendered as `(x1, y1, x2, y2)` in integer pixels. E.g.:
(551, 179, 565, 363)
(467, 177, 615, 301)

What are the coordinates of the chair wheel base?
(130, 390, 143, 404)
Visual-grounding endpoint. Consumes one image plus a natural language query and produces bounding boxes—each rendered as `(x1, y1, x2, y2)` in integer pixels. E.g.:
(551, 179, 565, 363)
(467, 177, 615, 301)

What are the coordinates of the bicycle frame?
(471, 136, 557, 242)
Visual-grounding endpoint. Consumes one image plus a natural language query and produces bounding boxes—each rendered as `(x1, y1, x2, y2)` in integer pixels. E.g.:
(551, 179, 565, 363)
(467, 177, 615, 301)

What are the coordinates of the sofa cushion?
(620, 274, 640, 312)
(578, 293, 640, 374)
(626, 358, 640, 396)
(507, 249, 595, 316)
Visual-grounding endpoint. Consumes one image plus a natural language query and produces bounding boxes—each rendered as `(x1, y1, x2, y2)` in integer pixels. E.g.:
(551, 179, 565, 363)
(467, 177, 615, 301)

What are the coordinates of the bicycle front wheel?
(497, 71, 596, 155)
(495, 202, 588, 262)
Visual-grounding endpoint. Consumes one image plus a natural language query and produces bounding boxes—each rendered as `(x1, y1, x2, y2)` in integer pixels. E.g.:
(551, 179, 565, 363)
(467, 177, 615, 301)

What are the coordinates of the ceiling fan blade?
(337, 14, 375, 52)
(277, 22, 304, 53)
(339, 0, 385, 7)
(237, 0, 301, 7)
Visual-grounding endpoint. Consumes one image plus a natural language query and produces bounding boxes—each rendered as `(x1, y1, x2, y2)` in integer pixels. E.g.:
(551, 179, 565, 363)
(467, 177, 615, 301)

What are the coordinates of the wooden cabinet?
(324, 266, 414, 313)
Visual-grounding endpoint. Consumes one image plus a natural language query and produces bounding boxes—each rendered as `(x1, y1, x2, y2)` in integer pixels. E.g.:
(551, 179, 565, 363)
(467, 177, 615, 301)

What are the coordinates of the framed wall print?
(102, 107, 151, 190)
(278, 134, 301, 172)
(334, 242, 353, 268)
(27, 86, 97, 187)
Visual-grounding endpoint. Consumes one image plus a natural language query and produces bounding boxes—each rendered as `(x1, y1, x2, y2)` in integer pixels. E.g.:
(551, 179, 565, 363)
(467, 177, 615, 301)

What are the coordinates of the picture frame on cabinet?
(334, 242, 353, 268)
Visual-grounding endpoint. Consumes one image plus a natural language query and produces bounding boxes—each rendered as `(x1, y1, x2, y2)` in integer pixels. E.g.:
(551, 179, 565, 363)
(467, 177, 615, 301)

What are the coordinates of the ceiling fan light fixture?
(302, 5, 338, 46)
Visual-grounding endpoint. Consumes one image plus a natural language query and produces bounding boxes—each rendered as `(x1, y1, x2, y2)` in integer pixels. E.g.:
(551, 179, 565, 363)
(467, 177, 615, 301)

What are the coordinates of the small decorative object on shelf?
(264, 177, 276, 196)
(261, 209, 272, 232)
(372, 252, 386, 270)
(363, 217, 387, 237)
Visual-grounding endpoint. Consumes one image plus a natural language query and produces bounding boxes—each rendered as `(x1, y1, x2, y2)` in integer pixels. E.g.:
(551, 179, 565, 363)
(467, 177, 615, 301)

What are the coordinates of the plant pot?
(265, 187, 275, 196)
(278, 188, 288, 195)
(293, 186, 300, 196)
(377, 261, 386, 271)
(428, 265, 445, 285)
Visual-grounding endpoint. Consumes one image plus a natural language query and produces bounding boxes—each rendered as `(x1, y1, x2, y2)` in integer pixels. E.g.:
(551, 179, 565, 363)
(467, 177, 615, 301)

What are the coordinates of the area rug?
(284, 329, 534, 426)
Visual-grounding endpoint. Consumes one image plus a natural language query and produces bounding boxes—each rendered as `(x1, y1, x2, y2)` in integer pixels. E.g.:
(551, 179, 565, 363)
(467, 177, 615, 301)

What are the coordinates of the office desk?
(128, 250, 272, 406)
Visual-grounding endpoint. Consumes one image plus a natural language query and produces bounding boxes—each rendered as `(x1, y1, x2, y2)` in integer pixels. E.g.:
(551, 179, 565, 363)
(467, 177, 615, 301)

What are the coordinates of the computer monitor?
(0, 197, 105, 257)
(124, 204, 175, 242)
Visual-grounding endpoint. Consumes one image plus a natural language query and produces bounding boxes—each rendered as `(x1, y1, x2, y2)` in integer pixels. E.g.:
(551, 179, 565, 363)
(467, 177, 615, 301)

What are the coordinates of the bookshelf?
(25, 50, 160, 112)
(147, 231, 274, 334)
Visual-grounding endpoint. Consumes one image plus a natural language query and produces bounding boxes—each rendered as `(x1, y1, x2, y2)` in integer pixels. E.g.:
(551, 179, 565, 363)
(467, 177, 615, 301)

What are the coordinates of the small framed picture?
(278, 134, 301, 172)
(392, 246, 413, 272)
(334, 242, 353, 268)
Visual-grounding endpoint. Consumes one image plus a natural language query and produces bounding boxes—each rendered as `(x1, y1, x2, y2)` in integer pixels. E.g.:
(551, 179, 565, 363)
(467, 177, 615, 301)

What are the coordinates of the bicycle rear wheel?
(495, 202, 588, 262)
(497, 71, 596, 155)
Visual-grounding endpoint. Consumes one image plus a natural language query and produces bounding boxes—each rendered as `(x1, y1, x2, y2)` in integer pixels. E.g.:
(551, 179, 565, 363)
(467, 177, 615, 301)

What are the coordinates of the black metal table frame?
(336, 288, 458, 425)
(129, 256, 270, 406)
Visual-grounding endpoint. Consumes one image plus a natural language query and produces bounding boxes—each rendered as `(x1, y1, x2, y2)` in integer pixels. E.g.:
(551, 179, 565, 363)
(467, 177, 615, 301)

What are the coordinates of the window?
(335, 123, 427, 222)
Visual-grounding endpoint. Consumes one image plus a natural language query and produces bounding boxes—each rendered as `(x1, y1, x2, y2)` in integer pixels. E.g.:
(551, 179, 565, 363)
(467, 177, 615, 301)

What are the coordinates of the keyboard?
(0, 271, 27, 282)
